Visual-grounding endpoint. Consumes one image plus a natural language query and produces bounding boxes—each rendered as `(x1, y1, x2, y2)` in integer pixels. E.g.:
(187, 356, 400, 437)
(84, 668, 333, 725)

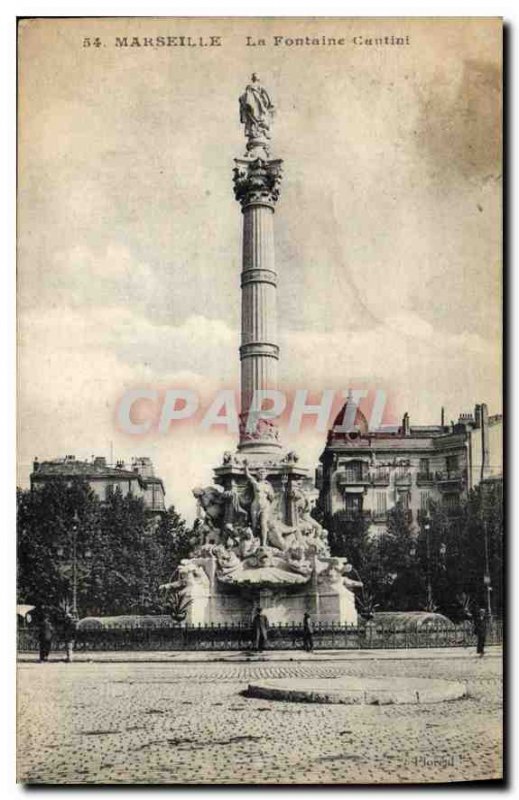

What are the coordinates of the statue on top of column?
(239, 73, 275, 155)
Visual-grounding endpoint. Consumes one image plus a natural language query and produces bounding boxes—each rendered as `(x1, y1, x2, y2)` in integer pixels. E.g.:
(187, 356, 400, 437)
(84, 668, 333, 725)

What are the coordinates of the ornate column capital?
(233, 157, 283, 211)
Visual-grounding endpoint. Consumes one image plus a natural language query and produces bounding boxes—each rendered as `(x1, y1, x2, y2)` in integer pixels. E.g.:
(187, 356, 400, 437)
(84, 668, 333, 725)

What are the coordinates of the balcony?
(371, 471, 390, 486)
(147, 501, 166, 513)
(337, 510, 372, 522)
(336, 471, 370, 487)
(444, 505, 462, 519)
(416, 472, 435, 486)
(435, 470, 463, 488)
(394, 472, 412, 487)
(371, 508, 412, 524)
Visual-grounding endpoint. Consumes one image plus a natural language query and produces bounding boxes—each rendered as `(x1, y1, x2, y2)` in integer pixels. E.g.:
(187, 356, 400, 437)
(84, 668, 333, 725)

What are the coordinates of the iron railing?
(371, 471, 390, 485)
(394, 472, 412, 486)
(17, 619, 503, 653)
(435, 471, 463, 485)
(416, 472, 435, 485)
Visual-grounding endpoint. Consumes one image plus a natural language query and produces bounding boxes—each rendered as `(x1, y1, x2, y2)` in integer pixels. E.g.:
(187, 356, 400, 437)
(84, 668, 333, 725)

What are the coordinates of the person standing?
(38, 613, 54, 663)
(252, 607, 269, 652)
(302, 612, 314, 652)
(474, 607, 488, 657)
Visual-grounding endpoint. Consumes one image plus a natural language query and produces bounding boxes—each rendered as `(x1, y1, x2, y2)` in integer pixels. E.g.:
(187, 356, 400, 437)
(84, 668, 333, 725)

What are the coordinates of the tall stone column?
(233, 156, 283, 454)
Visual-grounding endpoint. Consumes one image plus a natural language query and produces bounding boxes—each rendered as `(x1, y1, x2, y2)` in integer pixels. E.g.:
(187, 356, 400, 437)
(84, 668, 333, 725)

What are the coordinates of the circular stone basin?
(246, 676, 467, 705)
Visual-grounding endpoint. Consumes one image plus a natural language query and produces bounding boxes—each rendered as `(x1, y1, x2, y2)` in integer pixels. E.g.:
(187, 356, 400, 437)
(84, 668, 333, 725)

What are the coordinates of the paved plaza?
(17, 650, 503, 784)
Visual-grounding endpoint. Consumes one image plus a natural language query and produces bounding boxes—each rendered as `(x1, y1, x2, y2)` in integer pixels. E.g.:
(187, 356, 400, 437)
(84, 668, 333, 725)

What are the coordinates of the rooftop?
(31, 455, 164, 489)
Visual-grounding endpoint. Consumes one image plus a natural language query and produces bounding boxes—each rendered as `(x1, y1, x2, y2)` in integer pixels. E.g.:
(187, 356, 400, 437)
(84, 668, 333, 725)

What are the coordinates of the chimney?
(441, 406, 445, 429)
(402, 412, 410, 436)
(33, 457, 40, 473)
(480, 403, 489, 481)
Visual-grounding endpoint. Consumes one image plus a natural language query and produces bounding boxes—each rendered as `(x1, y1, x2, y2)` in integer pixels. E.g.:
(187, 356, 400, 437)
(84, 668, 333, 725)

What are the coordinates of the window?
(420, 491, 430, 511)
(397, 490, 410, 510)
(419, 458, 430, 476)
(344, 494, 362, 514)
(376, 492, 387, 514)
(105, 483, 114, 500)
(344, 461, 363, 482)
(443, 493, 459, 510)
(446, 454, 459, 474)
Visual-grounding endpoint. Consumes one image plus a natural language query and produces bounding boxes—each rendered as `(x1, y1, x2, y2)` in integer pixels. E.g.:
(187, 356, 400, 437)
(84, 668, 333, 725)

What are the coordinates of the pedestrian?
(474, 607, 488, 657)
(62, 611, 77, 663)
(37, 613, 54, 663)
(252, 607, 269, 652)
(302, 611, 314, 652)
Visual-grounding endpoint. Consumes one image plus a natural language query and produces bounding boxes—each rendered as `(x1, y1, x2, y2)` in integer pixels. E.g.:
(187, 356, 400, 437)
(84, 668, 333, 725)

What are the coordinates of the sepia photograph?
(16, 16, 503, 785)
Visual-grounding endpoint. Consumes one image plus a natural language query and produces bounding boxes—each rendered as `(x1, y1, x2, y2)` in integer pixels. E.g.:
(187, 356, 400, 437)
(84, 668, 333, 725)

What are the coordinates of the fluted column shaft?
(240, 204, 278, 410)
(233, 157, 283, 452)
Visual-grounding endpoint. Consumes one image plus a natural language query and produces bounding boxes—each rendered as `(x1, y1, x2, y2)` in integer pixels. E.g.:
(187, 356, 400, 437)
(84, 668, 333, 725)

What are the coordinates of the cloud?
(17, 24, 502, 523)
(18, 296, 500, 523)
(281, 311, 499, 425)
(415, 58, 502, 184)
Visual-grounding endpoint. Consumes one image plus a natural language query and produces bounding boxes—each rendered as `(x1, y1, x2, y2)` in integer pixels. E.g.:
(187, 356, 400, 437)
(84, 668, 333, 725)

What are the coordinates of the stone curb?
(246, 676, 468, 705)
(17, 646, 502, 665)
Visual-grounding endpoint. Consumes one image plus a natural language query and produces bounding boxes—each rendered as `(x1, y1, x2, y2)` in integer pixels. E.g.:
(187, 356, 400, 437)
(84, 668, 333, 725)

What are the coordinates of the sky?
(17, 17, 502, 522)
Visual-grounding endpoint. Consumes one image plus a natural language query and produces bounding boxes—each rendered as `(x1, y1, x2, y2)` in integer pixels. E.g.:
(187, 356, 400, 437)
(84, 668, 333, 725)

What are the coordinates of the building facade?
(317, 401, 502, 534)
(30, 455, 166, 514)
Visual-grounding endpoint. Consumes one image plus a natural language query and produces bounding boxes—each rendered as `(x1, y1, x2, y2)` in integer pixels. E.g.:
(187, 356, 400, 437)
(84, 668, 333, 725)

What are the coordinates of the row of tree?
(320, 480, 503, 620)
(18, 477, 503, 622)
(17, 479, 194, 618)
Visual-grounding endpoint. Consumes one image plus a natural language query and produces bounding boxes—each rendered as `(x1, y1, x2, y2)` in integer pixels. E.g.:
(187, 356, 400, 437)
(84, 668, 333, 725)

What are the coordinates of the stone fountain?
(164, 75, 362, 625)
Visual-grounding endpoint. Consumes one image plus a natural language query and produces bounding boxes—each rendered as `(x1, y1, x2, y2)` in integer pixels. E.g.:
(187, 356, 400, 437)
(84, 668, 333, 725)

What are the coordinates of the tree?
(417, 502, 463, 617)
(17, 478, 101, 612)
(456, 482, 503, 617)
(17, 480, 195, 618)
(314, 481, 503, 619)
(416, 483, 503, 620)
(375, 506, 424, 611)
(321, 508, 380, 610)
(82, 488, 151, 615)
(140, 505, 196, 613)
(326, 510, 369, 560)
(82, 493, 195, 616)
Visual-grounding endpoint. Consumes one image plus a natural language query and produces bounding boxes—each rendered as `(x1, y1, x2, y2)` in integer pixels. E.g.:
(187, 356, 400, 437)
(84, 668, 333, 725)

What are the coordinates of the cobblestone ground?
(17, 655, 502, 785)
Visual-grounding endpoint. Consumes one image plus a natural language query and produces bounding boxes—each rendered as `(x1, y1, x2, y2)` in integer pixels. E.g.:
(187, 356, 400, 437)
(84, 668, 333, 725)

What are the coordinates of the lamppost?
(56, 511, 92, 618)
(71, 511, 79, 616)
(424, 520, 433, 609)
(483, 520, 493, 619)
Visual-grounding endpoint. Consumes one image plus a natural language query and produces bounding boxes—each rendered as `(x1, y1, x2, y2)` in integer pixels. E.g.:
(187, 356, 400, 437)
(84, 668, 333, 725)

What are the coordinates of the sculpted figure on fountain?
(243, 463, 275, 547)
(187, 464, 338, 587)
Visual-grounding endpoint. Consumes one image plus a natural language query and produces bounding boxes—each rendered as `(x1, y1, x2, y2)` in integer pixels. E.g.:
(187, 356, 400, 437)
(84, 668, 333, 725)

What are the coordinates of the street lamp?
(483, 520, 493, 619)
(56, 511, 80, 617)
(424, 520, 433, 609)
(439, 542, 447, 572)
(71, 511, 79, 616)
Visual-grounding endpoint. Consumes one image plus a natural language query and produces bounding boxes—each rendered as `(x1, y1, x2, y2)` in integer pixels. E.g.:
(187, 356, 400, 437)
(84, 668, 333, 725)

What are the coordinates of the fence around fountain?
(17, 618, 503, 652)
